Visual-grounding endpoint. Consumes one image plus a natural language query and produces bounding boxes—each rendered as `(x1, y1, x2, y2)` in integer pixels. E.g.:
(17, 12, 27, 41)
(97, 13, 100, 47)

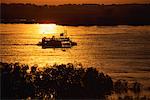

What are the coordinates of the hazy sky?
(2, 0, 150, 5)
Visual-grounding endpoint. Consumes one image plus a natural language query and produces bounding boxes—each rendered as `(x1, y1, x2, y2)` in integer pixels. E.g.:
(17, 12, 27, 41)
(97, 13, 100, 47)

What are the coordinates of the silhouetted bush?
(114, 79, 128, 93)
(1, 62, 113, 99)
(1, 62, 145, 99)
(114, 79, 142, 94)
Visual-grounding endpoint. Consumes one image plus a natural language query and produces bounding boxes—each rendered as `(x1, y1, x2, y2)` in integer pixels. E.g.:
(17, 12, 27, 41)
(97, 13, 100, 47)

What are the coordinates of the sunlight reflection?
(39, 24, 57, 35)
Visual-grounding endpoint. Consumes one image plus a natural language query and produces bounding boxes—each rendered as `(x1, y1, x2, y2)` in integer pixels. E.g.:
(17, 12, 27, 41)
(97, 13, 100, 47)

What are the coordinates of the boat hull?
(37, 41, 77, 48)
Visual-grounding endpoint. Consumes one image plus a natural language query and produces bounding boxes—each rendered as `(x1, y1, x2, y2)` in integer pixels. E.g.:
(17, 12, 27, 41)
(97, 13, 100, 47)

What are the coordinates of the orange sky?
(1, 0, 150, 5)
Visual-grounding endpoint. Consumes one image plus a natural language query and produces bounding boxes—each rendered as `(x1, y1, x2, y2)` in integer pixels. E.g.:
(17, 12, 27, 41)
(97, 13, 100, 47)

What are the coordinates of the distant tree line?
(1, 3, 150, 25)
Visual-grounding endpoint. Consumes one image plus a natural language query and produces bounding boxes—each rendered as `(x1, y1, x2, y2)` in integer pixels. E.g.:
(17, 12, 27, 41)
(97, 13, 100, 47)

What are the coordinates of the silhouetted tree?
(1, 62, 144, 99)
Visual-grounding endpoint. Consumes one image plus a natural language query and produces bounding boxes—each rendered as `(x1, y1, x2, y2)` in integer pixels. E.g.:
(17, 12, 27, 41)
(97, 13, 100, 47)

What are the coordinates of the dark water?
(0, 24, 150, 96)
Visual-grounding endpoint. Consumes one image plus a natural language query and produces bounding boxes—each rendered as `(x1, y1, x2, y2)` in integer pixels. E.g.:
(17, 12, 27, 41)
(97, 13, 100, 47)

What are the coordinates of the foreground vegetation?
(0, 62, 146, 99)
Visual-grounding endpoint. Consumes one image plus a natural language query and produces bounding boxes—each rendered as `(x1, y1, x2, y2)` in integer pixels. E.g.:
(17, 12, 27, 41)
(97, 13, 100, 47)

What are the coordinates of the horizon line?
(1, 2, 150, 6)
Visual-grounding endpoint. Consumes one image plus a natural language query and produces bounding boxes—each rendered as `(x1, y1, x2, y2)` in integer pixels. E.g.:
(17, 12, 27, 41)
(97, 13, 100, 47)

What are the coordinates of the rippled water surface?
(0, 24, 150, 96)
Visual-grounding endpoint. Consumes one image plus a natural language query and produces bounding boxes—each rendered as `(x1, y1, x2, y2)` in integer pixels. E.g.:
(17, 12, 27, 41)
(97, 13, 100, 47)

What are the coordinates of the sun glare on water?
(39, 24, 57, 35)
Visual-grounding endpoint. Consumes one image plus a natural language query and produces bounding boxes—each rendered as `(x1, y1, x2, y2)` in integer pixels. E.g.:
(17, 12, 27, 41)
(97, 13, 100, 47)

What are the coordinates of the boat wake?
(0, 43, 38, 46)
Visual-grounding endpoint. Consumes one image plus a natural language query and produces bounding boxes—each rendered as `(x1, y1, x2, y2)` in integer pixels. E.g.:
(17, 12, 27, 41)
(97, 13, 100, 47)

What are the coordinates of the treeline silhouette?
(1, 3, 150, 25)
(1, 62, 145, 99)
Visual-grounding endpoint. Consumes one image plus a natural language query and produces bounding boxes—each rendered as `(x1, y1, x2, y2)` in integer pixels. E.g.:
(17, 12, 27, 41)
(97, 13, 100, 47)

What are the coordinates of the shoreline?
(1, 22, 150, 26)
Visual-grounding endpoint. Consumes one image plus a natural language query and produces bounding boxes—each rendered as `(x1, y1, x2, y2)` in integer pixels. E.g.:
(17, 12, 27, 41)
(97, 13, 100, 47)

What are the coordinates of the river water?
(0, 24, 150, 97)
